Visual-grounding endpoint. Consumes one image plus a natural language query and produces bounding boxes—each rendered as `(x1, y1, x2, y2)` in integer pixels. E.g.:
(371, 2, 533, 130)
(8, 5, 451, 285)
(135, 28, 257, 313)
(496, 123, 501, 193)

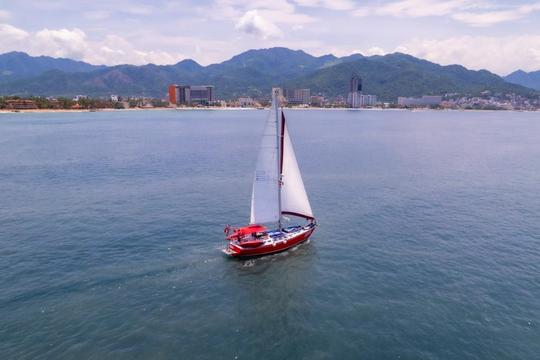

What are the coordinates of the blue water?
(1, 109, 540, 359)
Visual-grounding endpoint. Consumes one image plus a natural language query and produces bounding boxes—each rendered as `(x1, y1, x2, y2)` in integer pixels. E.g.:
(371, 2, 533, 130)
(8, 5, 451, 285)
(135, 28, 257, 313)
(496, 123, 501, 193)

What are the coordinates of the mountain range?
(0, 52, 103, 81)
(0, 48, 537, 101)
(504, 70, 540, 91)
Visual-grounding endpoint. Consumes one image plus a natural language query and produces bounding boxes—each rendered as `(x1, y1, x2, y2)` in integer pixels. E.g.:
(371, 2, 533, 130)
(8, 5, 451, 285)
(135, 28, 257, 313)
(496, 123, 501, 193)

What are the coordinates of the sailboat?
(223, 89, 317, 258)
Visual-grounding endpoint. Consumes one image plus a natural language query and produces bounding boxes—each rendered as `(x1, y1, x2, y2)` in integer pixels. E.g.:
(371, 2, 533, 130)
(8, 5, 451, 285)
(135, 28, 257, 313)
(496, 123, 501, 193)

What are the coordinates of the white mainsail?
(280, 117, 314, 220)
(250, 97, 280, 224)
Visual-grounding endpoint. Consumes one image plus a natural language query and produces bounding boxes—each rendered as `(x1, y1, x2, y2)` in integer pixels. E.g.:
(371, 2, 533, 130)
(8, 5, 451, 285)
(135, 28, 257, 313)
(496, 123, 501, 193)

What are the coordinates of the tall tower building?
(347, 74, 362, 108)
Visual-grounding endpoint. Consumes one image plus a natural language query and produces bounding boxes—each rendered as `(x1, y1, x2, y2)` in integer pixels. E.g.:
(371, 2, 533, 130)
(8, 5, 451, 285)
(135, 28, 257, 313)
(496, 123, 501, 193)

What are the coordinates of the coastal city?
(1, 73, 539, 111)
(4, 1, 540, 359)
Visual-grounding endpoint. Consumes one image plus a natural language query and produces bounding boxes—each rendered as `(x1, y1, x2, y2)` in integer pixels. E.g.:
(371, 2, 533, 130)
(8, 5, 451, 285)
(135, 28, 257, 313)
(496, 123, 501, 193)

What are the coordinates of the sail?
(280, 113, 314, 220)
(250, 103, 280, 224)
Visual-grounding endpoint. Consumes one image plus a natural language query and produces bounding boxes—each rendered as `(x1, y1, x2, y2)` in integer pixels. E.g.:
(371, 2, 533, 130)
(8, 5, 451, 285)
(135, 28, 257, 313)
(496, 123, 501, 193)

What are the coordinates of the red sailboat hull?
(224, 226, 315, 258)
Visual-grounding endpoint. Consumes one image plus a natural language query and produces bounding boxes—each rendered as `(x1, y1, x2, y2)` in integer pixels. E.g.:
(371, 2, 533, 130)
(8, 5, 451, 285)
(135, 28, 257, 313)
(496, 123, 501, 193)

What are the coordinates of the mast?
(274, 89, 282, 230)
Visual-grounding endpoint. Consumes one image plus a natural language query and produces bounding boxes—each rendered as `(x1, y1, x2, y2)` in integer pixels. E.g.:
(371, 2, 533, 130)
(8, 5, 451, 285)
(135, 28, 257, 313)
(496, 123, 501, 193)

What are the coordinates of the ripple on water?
(1, 110, 540, 359)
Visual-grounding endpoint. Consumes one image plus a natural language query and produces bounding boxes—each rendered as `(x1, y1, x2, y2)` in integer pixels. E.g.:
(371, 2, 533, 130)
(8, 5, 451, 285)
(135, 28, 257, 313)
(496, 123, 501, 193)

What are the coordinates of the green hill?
(504, 70, 540, 91)
(0, 48, 535, 100)
(283, 53, 534, 101)
(0, 51, 103, 83)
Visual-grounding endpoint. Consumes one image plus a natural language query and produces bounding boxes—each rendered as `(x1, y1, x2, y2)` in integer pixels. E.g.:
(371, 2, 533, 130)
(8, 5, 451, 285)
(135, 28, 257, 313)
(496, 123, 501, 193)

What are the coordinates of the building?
(47, 98, 62, 109)
(284, 88, 311, 105)
(168, 84, 178, 105)
(238, 97, 255, 107)
(347, 74, 363, 108)
(421, 96, 443, 106)
(272, 87, 283, 99)
(4, 99, 37, 110)
(360, 94, 378, 107)
(398, 95, 442, 107)
(177, 85, 191, 104)
(272, 87, 285, 105)
(168, 84, 214, 106)
(310, 95, 325, 107)
(283, 89, 294, 103)
(294, 89, 311, 105)
(73, 95, 87, 102)
(190, 85, 214, 104)
(347, 73, 378, 108)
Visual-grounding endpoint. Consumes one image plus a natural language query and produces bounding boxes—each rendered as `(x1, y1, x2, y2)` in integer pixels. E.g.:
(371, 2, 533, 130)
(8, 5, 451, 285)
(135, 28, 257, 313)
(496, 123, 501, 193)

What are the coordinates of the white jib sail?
(250, 103, 280, 224)
(281, 119, 313, 219)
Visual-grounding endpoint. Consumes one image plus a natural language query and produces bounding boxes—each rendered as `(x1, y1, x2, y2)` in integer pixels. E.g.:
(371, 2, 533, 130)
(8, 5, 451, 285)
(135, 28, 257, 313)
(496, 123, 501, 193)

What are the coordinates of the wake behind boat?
(223, 89, 317, 258)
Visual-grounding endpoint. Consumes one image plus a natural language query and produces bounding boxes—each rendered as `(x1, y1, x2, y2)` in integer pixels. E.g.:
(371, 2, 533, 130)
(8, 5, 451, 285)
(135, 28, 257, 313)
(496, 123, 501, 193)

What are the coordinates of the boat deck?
(223, 223, 316, 256)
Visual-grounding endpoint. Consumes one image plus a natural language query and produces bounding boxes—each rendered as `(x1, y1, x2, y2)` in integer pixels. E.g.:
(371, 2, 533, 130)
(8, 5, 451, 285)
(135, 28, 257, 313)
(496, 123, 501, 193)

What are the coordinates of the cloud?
(0, 23, 185, 65)
(235, 10, 283, 39)
(395, 35, 540, 74)
(294, 0, 355, 10)
(89, 34, 185, 65)
(206, 0, 316, 32)
(354, 0, 540, 26)
(379, 0, 468, 17)
(0, 23, 29, 41)
(354, 0, 470, 18)
(0, 10, 11, 21)
(361, 47, 387, 56)
(336, 32, 540, 74)
(452, 3, 540, 26)
(34, 28, 87, 59)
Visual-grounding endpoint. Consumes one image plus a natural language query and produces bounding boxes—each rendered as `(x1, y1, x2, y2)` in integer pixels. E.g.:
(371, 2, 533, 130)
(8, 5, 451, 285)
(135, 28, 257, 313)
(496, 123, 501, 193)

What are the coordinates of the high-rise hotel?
(347, 74, 362, 108)
(347, 73, 377, 108)
(168, 84, 214, 106)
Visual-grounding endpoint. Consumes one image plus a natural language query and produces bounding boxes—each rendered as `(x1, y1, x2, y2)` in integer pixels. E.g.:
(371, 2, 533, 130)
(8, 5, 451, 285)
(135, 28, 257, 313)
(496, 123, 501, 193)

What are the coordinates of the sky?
(1, 0, 540, 75)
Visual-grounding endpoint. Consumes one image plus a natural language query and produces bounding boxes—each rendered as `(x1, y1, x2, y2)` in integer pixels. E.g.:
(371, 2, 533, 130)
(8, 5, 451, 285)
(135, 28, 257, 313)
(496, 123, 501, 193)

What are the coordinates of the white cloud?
(0, 10, 11, 20)
(361, 47, 387, 56)
(333, 33, 540, 74)
(0, 24, 185, 65)
(452, 3, 540, 26)
(88, 34, 185, 65)
(395, 35, 540, 74)
(294, 0, 355, 10)
(34, 28, 87, 59)
(354, 0, 470, 18)
(0, 23, 29, 41)
(258, 9, 315, 25)
(235, 10, 283, 39)
(380, 0, 468, 17)
(354, 0, 540, 26)
(205, 0, 316, 34)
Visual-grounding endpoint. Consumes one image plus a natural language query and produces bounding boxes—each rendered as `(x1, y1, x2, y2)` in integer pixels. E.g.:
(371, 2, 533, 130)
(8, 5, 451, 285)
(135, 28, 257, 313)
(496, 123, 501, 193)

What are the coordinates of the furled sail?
(250, 100, 280, 224)
(280, 113, 314, 220)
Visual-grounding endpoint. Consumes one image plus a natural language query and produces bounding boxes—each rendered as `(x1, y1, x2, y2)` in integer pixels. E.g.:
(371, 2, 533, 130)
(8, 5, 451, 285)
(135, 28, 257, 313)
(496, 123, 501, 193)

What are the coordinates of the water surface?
(1, 109, 539, 359)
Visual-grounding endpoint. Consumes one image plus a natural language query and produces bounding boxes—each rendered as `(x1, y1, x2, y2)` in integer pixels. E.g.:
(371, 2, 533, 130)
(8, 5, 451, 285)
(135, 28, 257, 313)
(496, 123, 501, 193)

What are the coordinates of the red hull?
(224, 227, 315, 258)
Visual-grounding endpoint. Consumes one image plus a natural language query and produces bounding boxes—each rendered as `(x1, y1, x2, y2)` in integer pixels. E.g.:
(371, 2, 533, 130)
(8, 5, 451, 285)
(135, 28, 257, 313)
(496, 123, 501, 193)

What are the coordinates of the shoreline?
(0, 107, 538, 114)
(0, 107, 176, 114)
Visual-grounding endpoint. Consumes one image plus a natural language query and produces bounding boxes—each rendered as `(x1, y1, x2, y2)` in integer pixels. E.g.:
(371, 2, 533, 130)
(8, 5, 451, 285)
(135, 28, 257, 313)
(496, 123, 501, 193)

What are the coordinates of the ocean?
(1, 109, 539, 359)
